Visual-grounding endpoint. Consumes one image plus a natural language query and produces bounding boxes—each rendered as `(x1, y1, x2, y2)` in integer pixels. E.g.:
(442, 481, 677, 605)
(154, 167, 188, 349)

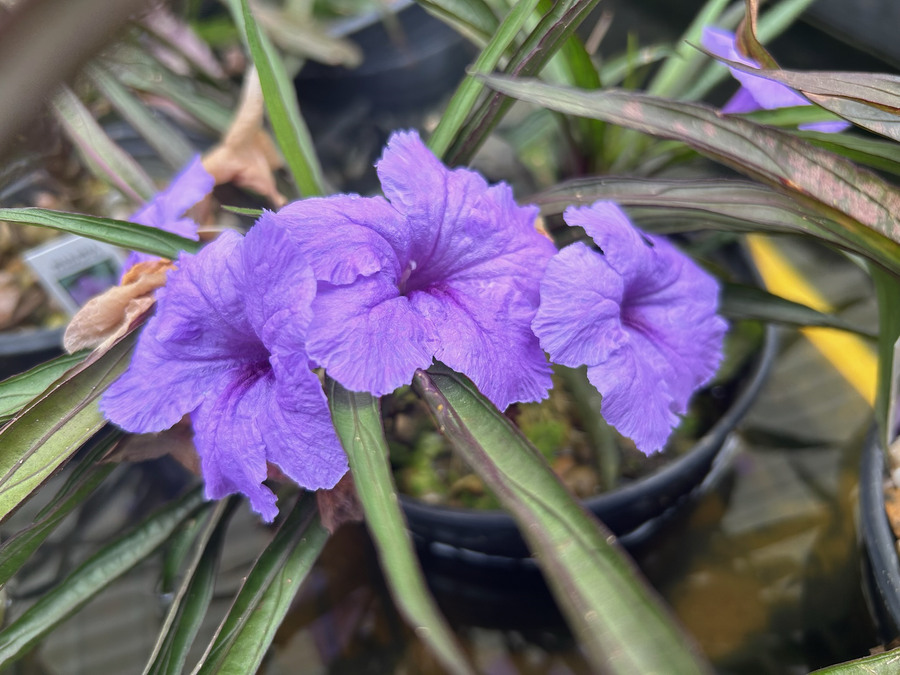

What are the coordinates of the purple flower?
(124, 155, 215, 273)
(701, 27, 850, 133)
(102, 218, 348, 520)
(260, 130, 556, 410)
(532, 202, 727, 453)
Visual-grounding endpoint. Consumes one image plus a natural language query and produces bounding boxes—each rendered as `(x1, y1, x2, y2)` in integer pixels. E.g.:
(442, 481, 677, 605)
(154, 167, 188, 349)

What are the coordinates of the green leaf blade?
(0, 486, 205, 668)
(0, 208, 200, 258)
(327, 381, 476, 675)
(415, 366, 711, 674)
(0, 352, 86, 424)
(191, 493, 327, 675)
(229, 0, 325, 197)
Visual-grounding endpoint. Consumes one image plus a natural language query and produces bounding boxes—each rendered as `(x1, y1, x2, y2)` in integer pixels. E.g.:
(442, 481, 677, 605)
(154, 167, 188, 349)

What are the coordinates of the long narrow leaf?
(191, 493, 327, 675)
(798, 131, 900, 179)
(416, 0, 499, 46)
(0, 353, 86, 423)
(447, 0, 601, 165)
(0, 208, 200, 258)
(0, 334, 136, 523)
(0, 486, 205, 668)
(810, 646, 900, 674)
(86, 62, 195, 170)
(0, 431, 119, 586)
(327, 381, 476, 675)
(720, 282, 875, 337)
(414, 365, 711, 674)
(144, 500, 232, 675)
(227, 0, 325, 197)
(647, 0, 730, 98)
(481, 75, 900, 276)
(873, 266, 900, 450)
(428, 0, 542, 159)
(52, 85, 156, 203)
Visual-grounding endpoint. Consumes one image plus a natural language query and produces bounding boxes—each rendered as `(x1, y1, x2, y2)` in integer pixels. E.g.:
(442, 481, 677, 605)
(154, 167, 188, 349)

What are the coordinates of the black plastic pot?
(859, 428, 900, 642)
(0, 327, 64, 381)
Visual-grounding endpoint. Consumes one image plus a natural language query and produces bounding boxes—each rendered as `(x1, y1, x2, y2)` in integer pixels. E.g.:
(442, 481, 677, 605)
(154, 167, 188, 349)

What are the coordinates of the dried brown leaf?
(317, 472, 363, 534)
(106, 416, 201, 474)
(202, 68, 287, 207)
(63, 259, 173, 354)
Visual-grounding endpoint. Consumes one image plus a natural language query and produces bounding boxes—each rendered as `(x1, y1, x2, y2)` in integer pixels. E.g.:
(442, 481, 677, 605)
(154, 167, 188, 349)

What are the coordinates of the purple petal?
(586, 337, 680, 454)
(376, 130, 489, 275)
(192, 370, 279, 521)
(131, 155, 214, 233)
(721, 87, 760, 114)
(799, 120, 852, 133)
(306, 274, 439, 396)
(263, 367, 347, 490)
(531, 243, 627, 368)
(411, 280, 552, 410)
(239, 217, 317, 351)
(102, 231, 262, 433)
(563, 202, 650, 282)
(264, 195, 406, 285)
(537, 203, 726, 454)
(701, 27, 808, 111)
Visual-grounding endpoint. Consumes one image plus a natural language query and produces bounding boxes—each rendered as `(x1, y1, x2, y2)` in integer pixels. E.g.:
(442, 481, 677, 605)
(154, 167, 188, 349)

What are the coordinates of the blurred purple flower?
(701, 27, 850, 133)
(261, 130, 556, 410)
(102, 218, 347, 520)
(532, 202, 727, 454)
(123, 155, 215, 273)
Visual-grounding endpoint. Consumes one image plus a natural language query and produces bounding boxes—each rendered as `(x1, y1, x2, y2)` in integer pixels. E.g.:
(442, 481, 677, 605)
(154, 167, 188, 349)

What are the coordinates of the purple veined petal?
(563, 202, 652, 282)
(586, 337, 680, 454)
(131, 155, 214, 233)
(410, 279, 553, 410)
(306, 273, 439, 397)
(263, 366, 347, 490)
(375, 130, 489, 275)
(239, 217, 317, 350)
(264, 194, 406, 285)
(620, 234, 727, 412)
(192, 369, 280, 521)
(531, 242, 627, 368)
(799, 120, 852, 133)
(721, 87, 760, 114)
(701, 26, 756, 69)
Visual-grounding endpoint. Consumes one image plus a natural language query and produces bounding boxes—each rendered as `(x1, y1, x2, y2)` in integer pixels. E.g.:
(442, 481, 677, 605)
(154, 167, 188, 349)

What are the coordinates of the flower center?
(397, 259, 418, 295)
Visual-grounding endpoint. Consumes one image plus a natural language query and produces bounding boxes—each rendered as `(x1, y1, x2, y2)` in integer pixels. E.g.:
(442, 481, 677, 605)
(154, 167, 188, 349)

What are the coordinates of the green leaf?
(111, 45, 233, 135)
(86, 62, 195, 171)
(191, 492, 328, 675)
(532, 177, 851, 244)
(646, 0, 730, 98)
(0, 431, 119, 587)
(872, 266, 900, 450)
(144, 500, 233, 675)
(227, 0, 325, 197)
(598, 43, 673, 87)
(414, 365, 711, 674)
(52, 85, 157, 203)
(798, 131, 900, 179)
(480, 76, 900, 276)
(810, 646, 900, 673)
(0, 486, 205, 668)
(720, 282, 876, 337)
(221, 205, 264, 217)
(429, 0, 543, 159)
(739, 105, 845, 128)
(0, 334, 136, 523)
(327, 381, 476, 675)
(447, 0, 602, 165)
(0, 352, 86, 424)
(0, 208, 200, 258)
(415, 0, 499, 46)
